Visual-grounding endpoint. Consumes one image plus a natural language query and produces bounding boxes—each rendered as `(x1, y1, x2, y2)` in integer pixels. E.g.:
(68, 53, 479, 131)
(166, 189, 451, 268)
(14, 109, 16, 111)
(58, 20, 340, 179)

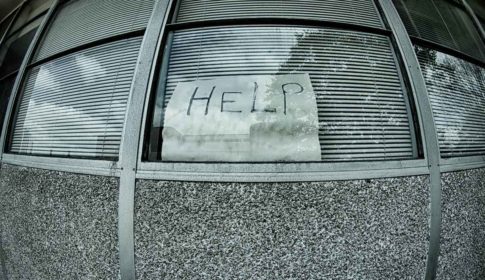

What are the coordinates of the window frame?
(134, 0, 430, 181)
(3, 0, 151, 162)
(1, 0, 482, 179)
(396, 0, 485, 168)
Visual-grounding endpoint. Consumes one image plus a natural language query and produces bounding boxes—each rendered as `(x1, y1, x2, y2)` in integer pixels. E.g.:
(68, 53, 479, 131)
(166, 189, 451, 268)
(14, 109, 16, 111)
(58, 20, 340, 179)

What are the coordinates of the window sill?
(136, 159, 429, 182)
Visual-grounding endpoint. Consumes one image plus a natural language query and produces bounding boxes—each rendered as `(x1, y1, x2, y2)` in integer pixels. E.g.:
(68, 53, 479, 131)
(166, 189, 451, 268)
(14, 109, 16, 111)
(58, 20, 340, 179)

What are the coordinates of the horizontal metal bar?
(166, 17, 392, 36)
(1, 153, 120, 177)
(27, 29, 146, 69)
(411, 36, 485, 67)
(136, 160, 429, 182)
(136, 158, 428, 181)
(440, 155, 485, 172)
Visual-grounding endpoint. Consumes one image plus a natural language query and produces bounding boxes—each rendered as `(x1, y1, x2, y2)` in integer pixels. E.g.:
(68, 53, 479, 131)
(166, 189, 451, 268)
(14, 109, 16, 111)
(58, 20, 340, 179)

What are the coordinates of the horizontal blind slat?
(177, 0, 383, 29)
(10, 37, 143, 159)
(160, 26, 413, 161)
(417, 46, 485, 158)
(33, 0, 154, 62)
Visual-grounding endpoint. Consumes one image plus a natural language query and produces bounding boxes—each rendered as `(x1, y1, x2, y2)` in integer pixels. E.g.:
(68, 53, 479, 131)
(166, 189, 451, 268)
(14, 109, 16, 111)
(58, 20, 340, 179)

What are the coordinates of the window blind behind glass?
(33, 0, 154, 62)
(10, 37, 142, 158)
(159, 26, 414, 161)
(177, 0, 384, 29)
(417, 46, 485, 157)
(393, 0, 485, 62)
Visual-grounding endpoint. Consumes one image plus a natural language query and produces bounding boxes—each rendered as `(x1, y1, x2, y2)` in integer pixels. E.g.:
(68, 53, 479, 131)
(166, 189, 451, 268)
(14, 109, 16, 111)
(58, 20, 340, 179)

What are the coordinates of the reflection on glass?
(148, 26, 415, 162)
(0, 76, 15, 133)
(0, 27, 38, 78)
(0, 13, 15, 41)
(417, 46, 485, 157)
(9, 37, 142, 159)
(393, 0, 485, 62)
(468, 0, 485, 30)
(7, 0, 52, 36)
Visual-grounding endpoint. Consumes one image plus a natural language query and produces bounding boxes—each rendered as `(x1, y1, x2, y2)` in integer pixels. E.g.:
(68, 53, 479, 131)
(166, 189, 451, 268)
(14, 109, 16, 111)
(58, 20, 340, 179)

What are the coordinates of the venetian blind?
(177, 0, 384, 29)
(10, 37, 142, 158)
(33, 0, 154, 62)
(417, 46, 485, 157)
(161, 26, 414, 161)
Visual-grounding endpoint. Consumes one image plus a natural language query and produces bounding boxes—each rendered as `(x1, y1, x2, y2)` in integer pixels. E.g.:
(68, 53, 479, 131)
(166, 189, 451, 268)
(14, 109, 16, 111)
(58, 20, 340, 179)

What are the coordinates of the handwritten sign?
(162, 74, 321, 161)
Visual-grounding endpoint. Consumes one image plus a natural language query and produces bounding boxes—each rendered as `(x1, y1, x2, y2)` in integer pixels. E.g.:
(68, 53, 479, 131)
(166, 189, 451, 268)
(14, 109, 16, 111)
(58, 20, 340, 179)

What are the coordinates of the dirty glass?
(416, 46, 485, 157)
(147, 26, 415, 162)
(8, 37, 142, 159)
(393, 0, 485, 62)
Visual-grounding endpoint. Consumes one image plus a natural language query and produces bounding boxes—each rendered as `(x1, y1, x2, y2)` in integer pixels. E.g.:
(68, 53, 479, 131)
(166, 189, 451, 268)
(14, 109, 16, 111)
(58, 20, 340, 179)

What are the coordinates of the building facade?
(0, 0, 484, 279)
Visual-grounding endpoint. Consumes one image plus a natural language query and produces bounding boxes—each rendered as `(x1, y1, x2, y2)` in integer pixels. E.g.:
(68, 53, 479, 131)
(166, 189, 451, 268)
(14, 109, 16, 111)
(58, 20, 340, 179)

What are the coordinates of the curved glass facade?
(0, 1, 484, 280)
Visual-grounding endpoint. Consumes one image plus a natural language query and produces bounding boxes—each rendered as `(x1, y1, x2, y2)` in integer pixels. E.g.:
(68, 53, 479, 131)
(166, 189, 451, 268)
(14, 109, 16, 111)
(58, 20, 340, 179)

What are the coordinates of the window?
(393, 0, 485, 62)
(393, 0, 485, 158)
(7, 0, 155, 159)
(0, 1, 50, 134)
(145, 0, 420, 162)
(417, 46, 485, 157)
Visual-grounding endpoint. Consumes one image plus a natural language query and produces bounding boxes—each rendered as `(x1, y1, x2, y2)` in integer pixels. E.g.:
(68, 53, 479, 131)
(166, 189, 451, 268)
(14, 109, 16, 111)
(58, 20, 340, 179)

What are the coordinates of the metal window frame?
(0, 0, 151, 173)
(134, 0, 429, 182)
(0, 0, 60, 165)
(378, 2, 442, 280)
(117, 0, 172, 279)
(0, 0, 481, 280)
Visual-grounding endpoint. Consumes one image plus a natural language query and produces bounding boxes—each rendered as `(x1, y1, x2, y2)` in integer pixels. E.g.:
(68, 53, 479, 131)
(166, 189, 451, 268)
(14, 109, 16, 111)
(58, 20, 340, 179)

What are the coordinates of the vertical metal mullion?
(461, 0, 485, 43)
(171, 0, 182, 23)
(378, 1, 442, 280)
(117, 0, 173, 279)
(390, 46, 419, 158)
(0, 2, 56, 278)
(0, 0, 59, 160)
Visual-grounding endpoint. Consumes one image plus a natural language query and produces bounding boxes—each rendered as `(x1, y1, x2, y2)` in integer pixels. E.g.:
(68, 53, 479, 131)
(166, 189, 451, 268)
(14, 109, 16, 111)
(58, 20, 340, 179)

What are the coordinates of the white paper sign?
(162, 74, 321, 161)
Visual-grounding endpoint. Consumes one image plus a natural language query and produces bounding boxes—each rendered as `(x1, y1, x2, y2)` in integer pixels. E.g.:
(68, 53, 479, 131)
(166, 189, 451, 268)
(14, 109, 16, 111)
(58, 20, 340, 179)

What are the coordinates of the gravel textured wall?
(135, 176, 430, 279)
(438, 168, 485, 280)
(0, 164, 119, 280)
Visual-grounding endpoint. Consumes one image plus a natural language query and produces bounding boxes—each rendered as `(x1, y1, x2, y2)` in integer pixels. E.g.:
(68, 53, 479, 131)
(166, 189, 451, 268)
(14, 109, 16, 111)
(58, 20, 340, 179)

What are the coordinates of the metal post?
(0, 2, 58, 279)
(117, 0, 172, 279)
(378, 1, 442, 280)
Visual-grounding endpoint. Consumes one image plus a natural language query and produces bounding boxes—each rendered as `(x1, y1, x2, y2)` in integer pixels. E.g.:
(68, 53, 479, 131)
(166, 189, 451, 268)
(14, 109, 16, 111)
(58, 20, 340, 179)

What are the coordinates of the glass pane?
(0, 17, 41, 78)
(148, 26, 415, 162)
(393, 0, 485, 62)
(0, 75, 16, 133)
(7, 0, 52, 36)
(33, 0, 154, 62)
(416, 46, 485, 157)
(468, 0, 485, 30)
(177, 0, 384, 29)
(9, 37, 142, 159)
(0, 12, 15, 42)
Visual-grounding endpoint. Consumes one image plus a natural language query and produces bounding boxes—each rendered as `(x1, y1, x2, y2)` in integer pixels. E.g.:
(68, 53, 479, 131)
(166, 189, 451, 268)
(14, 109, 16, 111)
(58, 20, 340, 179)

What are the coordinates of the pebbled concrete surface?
(438, 168, 485, 280)
(0, 164, 119, 280)
(135, 176, 430, 279)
